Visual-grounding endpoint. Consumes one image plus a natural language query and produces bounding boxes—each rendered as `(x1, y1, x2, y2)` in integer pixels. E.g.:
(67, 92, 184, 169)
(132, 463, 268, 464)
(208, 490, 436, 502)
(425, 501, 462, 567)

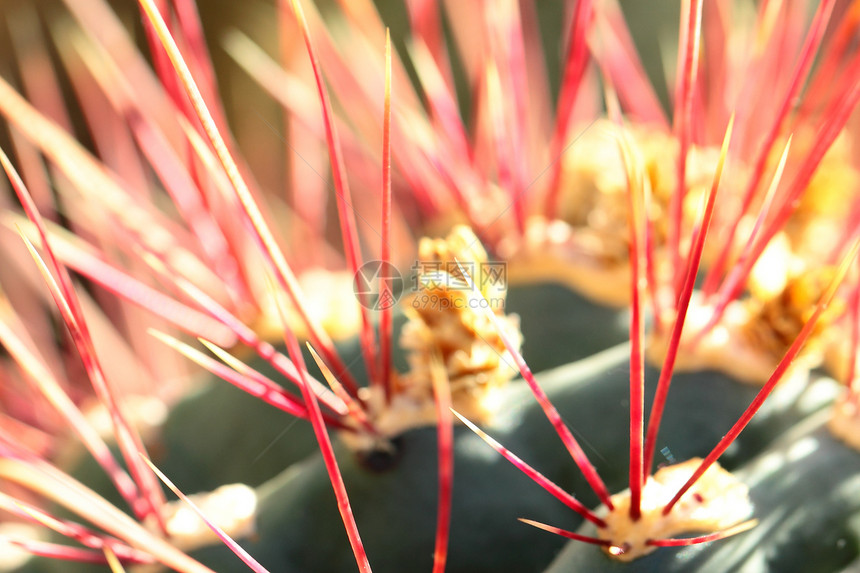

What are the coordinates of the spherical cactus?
(1, 1, 859, 573)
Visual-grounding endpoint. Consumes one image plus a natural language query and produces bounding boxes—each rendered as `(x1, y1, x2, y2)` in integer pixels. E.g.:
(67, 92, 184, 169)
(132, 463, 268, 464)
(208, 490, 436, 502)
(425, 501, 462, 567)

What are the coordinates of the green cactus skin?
(56, 334, 370, 513)
(504, 282, 629, 370)
(508, 347, 840, 491)
(192, 427, 580, 573)
(178, 284, 631, 573)
(157, 381, 320, 491)
(192, 330, 839, 573)
(12, 283, 625, 572)
(152, 322, 378, 493)
(13, 284, 850, 573)
(154, 282, 628, 490)
(152, 282, 627, 495)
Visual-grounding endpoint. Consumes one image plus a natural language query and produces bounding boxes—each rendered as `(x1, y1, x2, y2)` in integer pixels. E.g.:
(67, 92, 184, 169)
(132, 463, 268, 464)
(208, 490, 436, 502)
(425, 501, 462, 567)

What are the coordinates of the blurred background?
(0, 0, 681, 201)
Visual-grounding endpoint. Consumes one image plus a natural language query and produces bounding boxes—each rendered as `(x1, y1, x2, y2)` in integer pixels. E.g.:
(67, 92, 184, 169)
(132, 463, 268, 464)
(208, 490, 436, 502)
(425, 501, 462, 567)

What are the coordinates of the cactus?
(1, 1, 860, 573)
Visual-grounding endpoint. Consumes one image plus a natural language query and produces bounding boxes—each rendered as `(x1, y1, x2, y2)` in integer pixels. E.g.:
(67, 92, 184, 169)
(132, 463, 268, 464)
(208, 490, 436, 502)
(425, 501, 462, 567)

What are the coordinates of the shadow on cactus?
(1, 1, 860, 573)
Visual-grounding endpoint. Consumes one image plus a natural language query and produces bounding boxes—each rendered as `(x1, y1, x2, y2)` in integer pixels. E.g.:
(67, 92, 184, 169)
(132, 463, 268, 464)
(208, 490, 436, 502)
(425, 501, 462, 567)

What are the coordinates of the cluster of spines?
(0, 0, 859, 571)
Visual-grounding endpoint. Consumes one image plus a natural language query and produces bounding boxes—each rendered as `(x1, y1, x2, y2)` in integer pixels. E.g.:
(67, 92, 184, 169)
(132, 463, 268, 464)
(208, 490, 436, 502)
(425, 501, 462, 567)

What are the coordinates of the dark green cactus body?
(505, 282, 629, 370)
(15, 285, 854, 573)
(152, 314, 386, 492)
(191, 427, 580, 573)
(505, 345, 840, 510)
(191, 332, 842, 573)
(153, 283, 627, 495)
(158, 282, 624, 493)
(157, 381, 320, 491)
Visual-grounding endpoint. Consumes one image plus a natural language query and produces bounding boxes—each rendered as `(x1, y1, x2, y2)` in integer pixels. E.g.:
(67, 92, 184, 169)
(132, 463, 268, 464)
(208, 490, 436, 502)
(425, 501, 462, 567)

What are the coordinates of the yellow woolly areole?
(505, 121, 727, 307)
(647, 298, 794, 384)
(598, 459, 752, 561)
(506, 216, 633, 307)
(646, 268, 837, 385)
(784, 129, 860, 263)
(397, 226, 520, 422)
(163, 484, 257, 552)
(254, 269, 362, 342)
(343, 226, 522, 450)
(824, 335, 860, 386)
